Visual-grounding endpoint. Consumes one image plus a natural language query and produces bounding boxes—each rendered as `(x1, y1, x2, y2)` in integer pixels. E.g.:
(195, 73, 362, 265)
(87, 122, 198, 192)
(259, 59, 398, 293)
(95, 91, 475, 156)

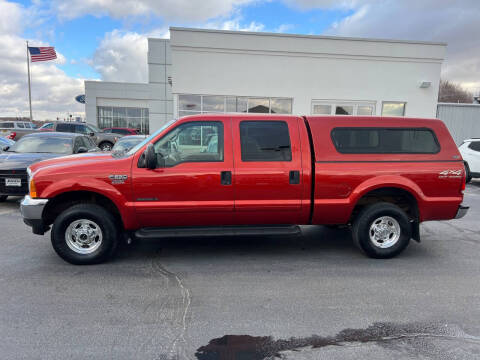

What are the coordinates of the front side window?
(16, 123, 25, 128)
(382, 102, 406, 116)
(331, 128, 440, 154)
(40, 123, 53, 130)
(153, 122, 224, 167)
(240, 121, 292, 161)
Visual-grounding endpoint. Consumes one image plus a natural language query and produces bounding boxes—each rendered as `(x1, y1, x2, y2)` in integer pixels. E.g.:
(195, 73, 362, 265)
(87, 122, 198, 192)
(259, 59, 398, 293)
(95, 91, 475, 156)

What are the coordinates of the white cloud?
(0, 0, 85, 120)
(285, 0, 480, 92)
(204, 18, 265, 32)
(51, 0, 259, 22)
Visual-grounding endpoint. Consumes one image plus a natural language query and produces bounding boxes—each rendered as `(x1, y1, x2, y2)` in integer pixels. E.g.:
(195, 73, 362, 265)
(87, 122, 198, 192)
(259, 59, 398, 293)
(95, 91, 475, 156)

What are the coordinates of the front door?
(132, 118, 234, 227)
(231, 117, 304, 224)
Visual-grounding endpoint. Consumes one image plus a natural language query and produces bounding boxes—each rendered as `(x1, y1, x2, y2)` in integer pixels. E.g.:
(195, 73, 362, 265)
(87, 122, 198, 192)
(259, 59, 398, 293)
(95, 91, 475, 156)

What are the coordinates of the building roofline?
(85, 80, 148, 86)
(169, 27, 447, 47)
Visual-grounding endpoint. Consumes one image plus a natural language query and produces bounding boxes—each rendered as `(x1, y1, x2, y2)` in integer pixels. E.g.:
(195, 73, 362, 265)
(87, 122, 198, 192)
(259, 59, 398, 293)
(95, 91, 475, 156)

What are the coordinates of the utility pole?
(26, 41, 33, 121)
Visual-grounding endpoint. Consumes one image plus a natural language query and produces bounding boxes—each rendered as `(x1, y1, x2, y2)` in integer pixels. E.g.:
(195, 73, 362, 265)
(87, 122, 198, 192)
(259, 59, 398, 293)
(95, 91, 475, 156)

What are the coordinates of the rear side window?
(468, 141, 480, 152)
(0, 122, 14, 129)
(16, 123, 25, 128)
(240, 121, 292, 161)
(75, 124, 87, 134)
(331, 128, 440, 154)
(56, 123, 75, 132)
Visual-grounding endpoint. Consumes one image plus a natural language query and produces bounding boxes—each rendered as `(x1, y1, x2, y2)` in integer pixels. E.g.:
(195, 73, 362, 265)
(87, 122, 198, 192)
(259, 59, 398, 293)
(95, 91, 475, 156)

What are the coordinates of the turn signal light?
(29, 179, 37, 198)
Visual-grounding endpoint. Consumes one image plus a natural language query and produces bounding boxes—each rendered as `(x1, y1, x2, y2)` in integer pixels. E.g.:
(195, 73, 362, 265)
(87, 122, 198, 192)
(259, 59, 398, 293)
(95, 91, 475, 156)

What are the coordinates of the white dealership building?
(85, 27, 446, 134)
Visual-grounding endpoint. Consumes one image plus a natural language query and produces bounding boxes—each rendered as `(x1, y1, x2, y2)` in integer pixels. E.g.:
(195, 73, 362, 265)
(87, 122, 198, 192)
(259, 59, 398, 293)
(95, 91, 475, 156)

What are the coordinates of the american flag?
(28, 46, 57, 62)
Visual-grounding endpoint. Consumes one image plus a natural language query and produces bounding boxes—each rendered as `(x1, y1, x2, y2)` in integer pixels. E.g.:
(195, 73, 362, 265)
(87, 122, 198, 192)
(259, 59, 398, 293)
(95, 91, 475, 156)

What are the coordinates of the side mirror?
(2, 145, 9, 152)
(145, 144, 157, 169)
(77, 147, 88, 154)
(89, 132, 95, 137)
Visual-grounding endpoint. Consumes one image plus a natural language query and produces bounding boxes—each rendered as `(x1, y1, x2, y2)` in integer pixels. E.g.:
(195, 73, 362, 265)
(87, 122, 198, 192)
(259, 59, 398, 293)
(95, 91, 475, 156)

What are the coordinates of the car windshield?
(122, 120, 176, 157)
(87, 124, 100, 133)
(8, 136, 73, 154)
(112, 137, 146, 153)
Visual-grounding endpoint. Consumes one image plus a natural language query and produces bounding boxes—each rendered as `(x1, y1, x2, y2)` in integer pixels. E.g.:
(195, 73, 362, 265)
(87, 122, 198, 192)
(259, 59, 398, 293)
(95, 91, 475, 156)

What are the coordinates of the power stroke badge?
(109, 174, 128, 184)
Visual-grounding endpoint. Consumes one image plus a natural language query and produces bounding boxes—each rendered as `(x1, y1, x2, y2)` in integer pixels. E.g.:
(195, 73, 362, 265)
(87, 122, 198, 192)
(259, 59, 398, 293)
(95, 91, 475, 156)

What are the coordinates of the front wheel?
(51, 204, 119, 265)
(352, 202, 411, 259)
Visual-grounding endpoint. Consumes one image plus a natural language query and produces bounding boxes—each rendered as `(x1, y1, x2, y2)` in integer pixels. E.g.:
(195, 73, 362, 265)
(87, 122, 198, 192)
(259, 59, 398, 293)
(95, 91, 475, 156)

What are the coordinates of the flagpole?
(26, 41, 33, 121)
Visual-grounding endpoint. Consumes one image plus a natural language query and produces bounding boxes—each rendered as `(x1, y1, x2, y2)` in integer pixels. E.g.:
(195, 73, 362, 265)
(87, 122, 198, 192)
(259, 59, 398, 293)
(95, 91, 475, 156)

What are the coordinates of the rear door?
(231, 117, 304, 224)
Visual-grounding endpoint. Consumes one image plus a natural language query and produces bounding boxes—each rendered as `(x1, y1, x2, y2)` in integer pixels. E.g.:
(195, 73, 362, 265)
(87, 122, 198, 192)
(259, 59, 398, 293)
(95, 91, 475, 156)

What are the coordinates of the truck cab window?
(240, 121, 292, 161)
(153, 122, 224, 167)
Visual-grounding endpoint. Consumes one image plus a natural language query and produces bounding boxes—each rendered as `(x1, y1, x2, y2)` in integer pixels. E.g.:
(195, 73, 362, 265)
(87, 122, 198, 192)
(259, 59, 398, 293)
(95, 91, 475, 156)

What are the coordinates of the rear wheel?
(51, 204, 119, 265)
(352, 202, 411, 259)
(0, 195, 7, 202)
(464, 162, 472, 183)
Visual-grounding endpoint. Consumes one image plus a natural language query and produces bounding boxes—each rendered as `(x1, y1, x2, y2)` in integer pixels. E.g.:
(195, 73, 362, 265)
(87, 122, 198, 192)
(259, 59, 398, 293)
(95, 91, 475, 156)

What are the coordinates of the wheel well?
(42, 191, 123, 228)
(351, 187, 419, 223)
(99, 141, 113, 146)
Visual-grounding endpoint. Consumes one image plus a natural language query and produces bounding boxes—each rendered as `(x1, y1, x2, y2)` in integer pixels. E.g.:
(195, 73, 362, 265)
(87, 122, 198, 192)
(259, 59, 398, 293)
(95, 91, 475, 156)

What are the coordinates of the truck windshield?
(123, 120, 176, 157)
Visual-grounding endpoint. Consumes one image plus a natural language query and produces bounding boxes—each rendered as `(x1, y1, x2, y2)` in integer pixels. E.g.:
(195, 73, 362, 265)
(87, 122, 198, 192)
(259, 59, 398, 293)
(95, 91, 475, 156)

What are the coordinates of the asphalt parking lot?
(0, 183, 479, 360)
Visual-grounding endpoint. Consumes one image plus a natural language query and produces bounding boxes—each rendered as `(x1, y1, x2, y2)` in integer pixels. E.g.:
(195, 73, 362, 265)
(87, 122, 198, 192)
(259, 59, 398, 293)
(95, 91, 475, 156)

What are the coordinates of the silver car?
(0, 121, 37, 140)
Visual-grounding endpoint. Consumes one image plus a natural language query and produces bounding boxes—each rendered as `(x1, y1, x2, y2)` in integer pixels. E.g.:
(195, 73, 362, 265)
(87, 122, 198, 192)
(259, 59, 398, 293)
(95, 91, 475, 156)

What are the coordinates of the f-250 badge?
(439, 170, 462, 178)
(109, 174, 128, 184)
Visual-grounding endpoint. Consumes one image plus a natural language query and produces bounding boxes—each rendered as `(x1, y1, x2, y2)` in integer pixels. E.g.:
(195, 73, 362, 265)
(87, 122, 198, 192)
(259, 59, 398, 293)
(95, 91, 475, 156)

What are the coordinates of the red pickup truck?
(20, 115, 468, 264)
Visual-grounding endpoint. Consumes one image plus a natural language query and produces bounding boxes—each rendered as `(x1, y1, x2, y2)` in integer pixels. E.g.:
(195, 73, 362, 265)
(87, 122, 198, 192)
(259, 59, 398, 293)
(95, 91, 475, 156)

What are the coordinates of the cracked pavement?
(0, 182, 479, 359)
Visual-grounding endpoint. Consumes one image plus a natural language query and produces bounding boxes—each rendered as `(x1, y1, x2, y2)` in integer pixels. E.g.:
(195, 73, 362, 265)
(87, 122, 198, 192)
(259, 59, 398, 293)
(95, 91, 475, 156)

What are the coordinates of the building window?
(97, 106, 149, 134)
(382, 102, 406, 116)
(312, 100, 376, 116)
(178, 94, 293, 118)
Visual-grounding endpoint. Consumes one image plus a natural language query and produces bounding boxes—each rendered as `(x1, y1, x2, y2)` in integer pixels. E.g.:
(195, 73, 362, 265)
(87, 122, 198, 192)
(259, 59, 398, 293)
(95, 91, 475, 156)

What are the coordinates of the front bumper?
(20, 196, 50, 235)
(454, 204, 469, 219)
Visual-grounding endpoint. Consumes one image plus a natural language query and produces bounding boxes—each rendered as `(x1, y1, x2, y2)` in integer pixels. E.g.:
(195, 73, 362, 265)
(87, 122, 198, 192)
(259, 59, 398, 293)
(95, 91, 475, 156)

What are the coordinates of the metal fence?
(437, 103, 480, 145)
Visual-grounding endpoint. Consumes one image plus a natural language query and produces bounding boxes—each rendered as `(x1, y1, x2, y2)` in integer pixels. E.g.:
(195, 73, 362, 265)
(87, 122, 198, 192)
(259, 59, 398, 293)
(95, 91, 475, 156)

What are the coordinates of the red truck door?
(231, 117, 304, 224)
(131, 118, 234, 227)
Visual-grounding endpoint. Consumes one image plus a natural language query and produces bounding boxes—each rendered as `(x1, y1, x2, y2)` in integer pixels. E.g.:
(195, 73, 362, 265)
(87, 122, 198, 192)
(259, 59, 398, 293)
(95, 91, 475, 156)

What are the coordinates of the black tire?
(51, 204, 119, 265)
(352, 202, 411, 259)
(464, 162, 472, 184)
(99, 142, 113, 151)
(0, 195, 7, 202)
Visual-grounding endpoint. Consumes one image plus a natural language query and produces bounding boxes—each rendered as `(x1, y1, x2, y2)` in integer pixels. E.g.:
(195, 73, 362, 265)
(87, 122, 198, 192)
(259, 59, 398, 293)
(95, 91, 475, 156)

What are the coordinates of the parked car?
(0, 121, 37, 140)
(0, 132, 98, 202)
(39, 121, 121, 151)
(459, 138, 480, 182)
(112, 135, 148, 154)
(0, 137, 15, 151)
(21, 115, 468, 265)
(102, 127, 140, 136)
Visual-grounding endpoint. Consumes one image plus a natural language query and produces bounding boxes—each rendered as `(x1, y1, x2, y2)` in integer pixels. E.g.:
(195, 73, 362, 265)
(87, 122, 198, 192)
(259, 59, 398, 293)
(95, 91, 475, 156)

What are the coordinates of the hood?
(29, 152, 113, 173)
(0, 152, 61, 171)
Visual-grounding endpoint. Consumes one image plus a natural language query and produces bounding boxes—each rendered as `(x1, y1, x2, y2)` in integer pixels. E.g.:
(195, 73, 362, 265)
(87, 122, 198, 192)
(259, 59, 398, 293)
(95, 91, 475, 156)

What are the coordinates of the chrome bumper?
(454, 204, 469, 219)
(20, 196, 48, 220)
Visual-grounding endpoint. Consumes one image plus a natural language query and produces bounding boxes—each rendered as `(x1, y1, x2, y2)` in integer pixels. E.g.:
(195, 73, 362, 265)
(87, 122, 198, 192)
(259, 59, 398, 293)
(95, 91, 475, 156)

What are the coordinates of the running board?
(135, 225, 301, 239)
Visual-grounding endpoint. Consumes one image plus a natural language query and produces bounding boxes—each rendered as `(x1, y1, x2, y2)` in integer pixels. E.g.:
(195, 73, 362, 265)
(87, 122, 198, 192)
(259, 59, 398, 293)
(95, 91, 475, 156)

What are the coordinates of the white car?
(459, 138, 480, 183)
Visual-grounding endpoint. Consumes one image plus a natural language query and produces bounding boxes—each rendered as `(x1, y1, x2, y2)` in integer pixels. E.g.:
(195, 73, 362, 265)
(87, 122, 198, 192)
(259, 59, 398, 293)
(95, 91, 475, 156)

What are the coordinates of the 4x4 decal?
(439, 170, 463, 178)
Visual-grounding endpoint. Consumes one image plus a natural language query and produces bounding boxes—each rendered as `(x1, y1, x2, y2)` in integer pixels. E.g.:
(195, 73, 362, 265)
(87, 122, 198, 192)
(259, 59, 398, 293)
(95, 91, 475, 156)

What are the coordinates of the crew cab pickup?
(20, 115, 468, 264)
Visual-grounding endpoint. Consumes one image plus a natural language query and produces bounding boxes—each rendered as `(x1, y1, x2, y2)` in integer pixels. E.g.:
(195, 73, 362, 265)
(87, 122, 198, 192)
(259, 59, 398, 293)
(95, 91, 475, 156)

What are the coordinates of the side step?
(135, 225, 301, 239)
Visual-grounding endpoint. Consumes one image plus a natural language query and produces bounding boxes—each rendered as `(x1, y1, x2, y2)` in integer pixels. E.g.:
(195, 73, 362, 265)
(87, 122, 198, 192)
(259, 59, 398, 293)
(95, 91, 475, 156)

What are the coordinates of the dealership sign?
(75, 94, 86, 104)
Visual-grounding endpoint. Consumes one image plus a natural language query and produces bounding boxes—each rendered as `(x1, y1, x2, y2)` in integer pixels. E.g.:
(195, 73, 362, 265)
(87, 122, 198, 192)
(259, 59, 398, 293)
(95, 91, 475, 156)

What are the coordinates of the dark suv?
(39, 122, 121, 151)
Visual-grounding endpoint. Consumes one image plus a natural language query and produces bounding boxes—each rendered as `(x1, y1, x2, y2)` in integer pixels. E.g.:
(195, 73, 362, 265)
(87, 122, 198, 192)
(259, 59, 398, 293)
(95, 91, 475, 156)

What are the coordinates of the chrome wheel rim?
(65, 219, 103, 254)
(369, 216, 401, 248)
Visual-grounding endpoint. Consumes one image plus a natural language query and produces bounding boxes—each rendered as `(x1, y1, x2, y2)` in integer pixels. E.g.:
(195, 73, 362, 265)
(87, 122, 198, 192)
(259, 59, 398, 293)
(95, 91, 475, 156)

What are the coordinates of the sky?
(1, 0, 479, 120)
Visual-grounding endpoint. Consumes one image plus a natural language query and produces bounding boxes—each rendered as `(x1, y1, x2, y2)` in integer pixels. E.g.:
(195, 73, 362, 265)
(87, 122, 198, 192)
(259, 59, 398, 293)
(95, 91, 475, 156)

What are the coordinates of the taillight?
(7, 132, 16, 140)
(461, 166, 466, 193)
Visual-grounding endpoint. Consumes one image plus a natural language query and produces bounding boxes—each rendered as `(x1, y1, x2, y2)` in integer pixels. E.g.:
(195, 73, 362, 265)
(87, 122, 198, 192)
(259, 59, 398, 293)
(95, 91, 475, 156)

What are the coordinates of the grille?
(0, 170, 28, 195)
